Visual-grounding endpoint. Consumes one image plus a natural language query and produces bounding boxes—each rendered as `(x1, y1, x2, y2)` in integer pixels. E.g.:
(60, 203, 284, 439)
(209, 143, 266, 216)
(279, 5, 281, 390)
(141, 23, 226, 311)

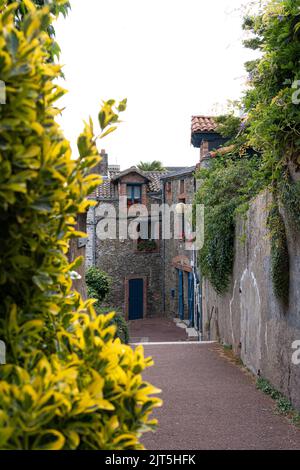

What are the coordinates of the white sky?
(55, 0, 258, 169)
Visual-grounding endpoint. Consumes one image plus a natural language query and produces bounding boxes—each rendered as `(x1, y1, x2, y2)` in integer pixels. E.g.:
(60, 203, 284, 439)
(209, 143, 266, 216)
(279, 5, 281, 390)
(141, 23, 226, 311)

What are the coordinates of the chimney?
(90, 149, 108, 176)
(99, 149, 108, 176)
(200, 140, 209, 161)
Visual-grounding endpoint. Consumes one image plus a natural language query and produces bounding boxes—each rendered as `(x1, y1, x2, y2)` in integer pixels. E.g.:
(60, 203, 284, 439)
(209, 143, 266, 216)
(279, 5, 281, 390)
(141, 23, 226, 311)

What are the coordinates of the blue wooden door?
(128, 279, 144, 320)
(188, 272, 194, 327)
(178, 270, 184, 320)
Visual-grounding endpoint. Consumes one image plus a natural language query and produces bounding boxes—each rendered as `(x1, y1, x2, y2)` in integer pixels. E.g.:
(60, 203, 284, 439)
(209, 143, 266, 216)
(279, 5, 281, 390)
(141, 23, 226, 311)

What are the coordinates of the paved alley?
(130, 320, 300, 450)
(129, 317, 189, 343)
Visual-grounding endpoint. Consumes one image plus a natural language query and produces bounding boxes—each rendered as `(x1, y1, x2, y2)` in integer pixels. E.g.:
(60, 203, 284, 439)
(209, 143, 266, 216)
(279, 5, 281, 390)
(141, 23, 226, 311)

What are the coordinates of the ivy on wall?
(195, 153, 263, 294)
(267, 202, 290, 305)
(195, 0, 300, 303)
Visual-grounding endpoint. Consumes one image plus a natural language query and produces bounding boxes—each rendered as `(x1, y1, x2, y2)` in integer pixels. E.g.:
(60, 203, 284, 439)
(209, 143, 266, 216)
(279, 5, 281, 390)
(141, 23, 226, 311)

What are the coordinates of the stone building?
(86, 151, 199, 322)
(85, 117, 225, 326)
(160, 168, 197, 326)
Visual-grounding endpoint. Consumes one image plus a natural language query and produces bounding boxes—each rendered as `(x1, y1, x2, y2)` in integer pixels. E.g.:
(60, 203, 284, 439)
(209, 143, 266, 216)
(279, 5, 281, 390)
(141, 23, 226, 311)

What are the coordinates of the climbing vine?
(278, 176, 300, 230)
(195, 0, 300, 303)
(267, 202, 290, 305)
(195, 152, 263, 294)
(243, 0, 300, 174)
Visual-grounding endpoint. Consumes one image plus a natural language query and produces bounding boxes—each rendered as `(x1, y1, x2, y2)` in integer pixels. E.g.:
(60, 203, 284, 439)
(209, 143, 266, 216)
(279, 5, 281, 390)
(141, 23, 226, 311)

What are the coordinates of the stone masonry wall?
(202, 190, 300, 411)
(95, 236, 163, 317)
(68, 213, 87, 299)
(164, 174, 195, 318)
(87, 186, 164, 317)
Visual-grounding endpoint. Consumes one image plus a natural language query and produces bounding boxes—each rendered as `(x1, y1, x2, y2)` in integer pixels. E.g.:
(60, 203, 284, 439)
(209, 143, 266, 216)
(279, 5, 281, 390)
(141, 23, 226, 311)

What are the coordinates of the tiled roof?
(144, 170, 169, 192)
(191, 116, 217, 134)
(111, 166, 151, 182)
(160, 166, 195, 180)
(165, 166, 187, 172)
(88, 178, 113, 200)
(88, 169, 171, 200)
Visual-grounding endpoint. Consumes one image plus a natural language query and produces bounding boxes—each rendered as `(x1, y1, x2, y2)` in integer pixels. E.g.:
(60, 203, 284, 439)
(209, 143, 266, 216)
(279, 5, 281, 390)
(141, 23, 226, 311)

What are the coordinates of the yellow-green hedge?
(0, 0, 161, 450)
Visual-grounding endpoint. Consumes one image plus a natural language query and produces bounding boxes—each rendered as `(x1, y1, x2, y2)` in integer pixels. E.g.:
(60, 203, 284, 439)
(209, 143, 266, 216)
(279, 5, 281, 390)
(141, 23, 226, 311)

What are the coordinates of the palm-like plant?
(137, 160, 165, 172)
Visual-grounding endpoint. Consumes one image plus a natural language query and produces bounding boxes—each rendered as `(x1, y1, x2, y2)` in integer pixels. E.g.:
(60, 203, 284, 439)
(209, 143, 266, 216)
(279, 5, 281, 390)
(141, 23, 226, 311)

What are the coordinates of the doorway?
(128, 278, 144, 320)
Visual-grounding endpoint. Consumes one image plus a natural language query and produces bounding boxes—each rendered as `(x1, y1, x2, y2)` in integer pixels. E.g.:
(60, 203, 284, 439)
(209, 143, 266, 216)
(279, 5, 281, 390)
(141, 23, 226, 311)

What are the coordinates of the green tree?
(242, 0, 300, 174)
(7, 0, 71, 58)
(86, 267, 111, 303)
(0, 0, 161, 450)
(137, 160, 166, 171)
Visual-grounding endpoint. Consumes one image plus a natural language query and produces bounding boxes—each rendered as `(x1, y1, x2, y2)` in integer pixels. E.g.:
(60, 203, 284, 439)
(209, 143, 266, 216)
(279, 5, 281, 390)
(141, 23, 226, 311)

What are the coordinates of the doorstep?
(186, 328, 199, 341)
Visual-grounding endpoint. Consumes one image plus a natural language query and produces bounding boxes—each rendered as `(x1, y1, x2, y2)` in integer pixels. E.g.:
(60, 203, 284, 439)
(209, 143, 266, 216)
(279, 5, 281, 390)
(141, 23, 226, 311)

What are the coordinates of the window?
(166, 181, 172, 201)
(127, 184, 142, 207)
(137, 220, 159, 252)
(180, 179, 185, 194)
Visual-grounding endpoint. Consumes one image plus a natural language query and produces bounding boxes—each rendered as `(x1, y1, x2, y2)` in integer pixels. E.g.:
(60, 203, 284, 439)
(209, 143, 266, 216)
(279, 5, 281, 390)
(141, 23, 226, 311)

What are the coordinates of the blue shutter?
(188, 272, 194, 327)
(178, 270, 184, 320)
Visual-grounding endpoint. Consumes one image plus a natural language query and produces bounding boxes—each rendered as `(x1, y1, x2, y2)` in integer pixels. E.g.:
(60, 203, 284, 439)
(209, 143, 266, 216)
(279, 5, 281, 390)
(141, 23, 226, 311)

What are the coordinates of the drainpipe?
(193, 245, 203, 341)
(162, 180, 166, 314)
(198, 264, 204, 341)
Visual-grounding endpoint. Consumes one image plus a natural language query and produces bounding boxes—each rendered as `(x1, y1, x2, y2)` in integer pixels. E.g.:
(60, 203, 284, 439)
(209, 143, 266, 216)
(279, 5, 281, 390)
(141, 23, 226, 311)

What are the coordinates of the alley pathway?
(129, 318, 189, 343)
(129, 320, 300, 450)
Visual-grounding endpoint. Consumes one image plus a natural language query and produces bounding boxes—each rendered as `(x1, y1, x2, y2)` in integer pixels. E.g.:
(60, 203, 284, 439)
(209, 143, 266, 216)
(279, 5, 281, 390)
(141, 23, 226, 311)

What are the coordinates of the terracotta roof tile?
(88, 169, 171, 200)
(144, 171, 169, 192)
(191, 116, 217, 134)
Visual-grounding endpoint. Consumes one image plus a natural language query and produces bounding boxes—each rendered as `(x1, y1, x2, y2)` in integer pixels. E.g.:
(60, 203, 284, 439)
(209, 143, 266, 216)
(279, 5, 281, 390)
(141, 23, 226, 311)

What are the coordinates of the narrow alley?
(129, 320, 300, 451)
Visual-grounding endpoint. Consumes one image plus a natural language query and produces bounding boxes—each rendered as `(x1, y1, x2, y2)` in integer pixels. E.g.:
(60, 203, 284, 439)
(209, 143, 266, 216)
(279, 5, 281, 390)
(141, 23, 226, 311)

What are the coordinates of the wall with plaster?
(202, 190, 300, 411)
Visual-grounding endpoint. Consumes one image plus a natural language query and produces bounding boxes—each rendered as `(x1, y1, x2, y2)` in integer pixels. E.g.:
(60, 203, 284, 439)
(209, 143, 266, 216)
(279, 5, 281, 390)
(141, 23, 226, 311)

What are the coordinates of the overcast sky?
(55, 0, 258, 169)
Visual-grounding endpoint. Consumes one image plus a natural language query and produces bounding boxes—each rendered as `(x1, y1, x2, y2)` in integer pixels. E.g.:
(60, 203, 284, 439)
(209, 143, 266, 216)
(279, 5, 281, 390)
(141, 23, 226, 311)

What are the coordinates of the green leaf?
(100, 126, 117, 139)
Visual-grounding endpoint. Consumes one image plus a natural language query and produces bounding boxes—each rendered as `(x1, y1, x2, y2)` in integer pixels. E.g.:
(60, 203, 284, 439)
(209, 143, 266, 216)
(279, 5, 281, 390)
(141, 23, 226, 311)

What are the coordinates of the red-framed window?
(127, 184, 142, 207)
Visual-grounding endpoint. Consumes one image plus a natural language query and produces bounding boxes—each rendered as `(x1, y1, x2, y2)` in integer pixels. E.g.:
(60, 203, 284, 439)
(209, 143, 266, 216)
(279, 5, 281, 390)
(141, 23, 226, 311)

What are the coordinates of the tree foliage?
(86, 267, 111, 303)
(137, 160, 166, 172)
(195, 155, 262, 294)
(195, 0, 300, 302)
(0, 1, 161, 449)
(7, 0, 71, 58)
(267, 203, 290, 305)
(243, 0, 300, 174)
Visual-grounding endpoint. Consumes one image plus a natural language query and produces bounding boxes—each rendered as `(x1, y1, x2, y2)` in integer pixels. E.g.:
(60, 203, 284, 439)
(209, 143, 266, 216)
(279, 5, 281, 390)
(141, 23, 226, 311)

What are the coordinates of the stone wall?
(68, 213, 87, 299)
(88, 192, 163, 318)
(95, 236, 163, 317)
(202, 190, 300, 411)
(163, 173, 195, 318)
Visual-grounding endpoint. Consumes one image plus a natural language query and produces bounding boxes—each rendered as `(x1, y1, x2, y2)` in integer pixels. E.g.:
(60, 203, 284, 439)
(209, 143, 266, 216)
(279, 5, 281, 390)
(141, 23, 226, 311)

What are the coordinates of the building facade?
(85, 117, 224, 326)
(160, 168, 197, 327)
(86, 154, 200, 323)
(86, 157, 169, 319)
